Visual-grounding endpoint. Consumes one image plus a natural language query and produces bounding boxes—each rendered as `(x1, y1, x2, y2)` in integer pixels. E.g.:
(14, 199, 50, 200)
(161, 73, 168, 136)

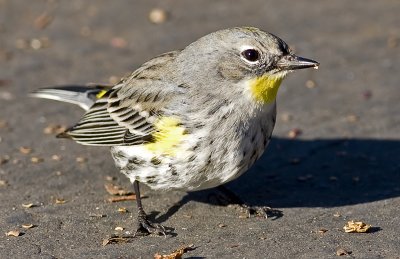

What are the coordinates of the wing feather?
(61, 51, 186, 146)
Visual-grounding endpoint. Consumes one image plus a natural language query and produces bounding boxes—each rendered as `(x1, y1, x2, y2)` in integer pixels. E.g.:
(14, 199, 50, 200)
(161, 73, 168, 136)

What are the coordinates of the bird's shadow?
(154, 137, 400, 223)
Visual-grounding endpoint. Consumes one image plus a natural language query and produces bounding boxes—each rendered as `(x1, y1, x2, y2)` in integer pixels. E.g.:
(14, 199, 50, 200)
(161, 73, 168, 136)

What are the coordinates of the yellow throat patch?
(145, 117, 187, 156)
(248, 74, 285, 104)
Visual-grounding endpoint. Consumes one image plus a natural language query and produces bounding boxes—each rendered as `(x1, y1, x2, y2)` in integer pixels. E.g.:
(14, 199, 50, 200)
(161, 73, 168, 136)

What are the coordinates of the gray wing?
(61, 51, 186, 146)
(61, 79, 185, 146)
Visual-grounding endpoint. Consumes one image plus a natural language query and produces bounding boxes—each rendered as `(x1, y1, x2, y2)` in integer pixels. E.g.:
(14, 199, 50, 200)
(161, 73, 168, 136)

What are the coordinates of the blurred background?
(0, 0, 399, 258)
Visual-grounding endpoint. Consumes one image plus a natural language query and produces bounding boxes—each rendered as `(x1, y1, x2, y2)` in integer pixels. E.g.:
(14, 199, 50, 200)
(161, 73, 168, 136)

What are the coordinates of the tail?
(29, 84, 113, 111)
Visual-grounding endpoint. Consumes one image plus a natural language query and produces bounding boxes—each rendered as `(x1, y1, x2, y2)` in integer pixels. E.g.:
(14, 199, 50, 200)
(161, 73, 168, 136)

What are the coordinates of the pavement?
(1, 0, 399, 258)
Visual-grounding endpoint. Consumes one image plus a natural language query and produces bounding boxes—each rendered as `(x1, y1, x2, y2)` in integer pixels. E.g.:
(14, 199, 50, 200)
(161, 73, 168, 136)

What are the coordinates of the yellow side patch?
(96, 90, 108, 99)
(145, 117, 187, 156)
(248, 74, 285, 104)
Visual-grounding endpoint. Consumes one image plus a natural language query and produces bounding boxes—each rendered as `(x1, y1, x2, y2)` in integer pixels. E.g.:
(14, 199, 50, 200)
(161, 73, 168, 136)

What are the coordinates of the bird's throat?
(249, 73, 286, 104)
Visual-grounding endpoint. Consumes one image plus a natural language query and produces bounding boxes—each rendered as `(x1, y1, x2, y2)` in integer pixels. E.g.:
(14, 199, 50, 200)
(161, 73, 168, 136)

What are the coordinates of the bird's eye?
(241, 49, 260, 62)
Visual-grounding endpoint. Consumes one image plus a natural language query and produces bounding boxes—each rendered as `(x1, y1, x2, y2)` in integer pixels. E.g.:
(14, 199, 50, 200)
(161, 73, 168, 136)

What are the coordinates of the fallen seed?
(115, 226, 124, 231)
(22, 203, 36, 208)
(21, 224, 35, 229)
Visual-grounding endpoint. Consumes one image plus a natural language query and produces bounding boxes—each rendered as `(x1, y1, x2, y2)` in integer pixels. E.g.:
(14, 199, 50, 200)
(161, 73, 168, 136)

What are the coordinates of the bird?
(31, 27, 319, 236)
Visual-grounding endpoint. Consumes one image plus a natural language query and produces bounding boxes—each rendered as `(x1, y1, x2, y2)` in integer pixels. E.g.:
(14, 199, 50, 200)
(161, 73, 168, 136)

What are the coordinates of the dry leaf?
(19, 146, 32, 154)
(318, 228, 328, 234)
(55, 198, 67, 204)
(154, 244, 195, 259)
(22, 224, 35, 229)
(343, 220, 371, 233)
(108, 195, 137, 203)
(104, 183, 133, 196)
(336, 248, 352, 256)
(6, 230, 22, 237)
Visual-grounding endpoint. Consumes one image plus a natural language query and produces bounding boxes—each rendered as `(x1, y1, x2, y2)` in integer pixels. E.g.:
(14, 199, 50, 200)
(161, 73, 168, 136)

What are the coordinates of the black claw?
(134, 212, 166, 237)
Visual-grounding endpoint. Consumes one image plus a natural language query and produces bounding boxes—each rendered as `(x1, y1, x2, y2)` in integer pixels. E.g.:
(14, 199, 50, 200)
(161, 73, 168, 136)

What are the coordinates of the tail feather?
(30, 84, 113, 111)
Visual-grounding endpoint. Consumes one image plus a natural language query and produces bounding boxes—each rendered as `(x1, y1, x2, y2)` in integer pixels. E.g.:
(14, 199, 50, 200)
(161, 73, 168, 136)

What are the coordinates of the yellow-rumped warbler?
(31, 27, 319, 236)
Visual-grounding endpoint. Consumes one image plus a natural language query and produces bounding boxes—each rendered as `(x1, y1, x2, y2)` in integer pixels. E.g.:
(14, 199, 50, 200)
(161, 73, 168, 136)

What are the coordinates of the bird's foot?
(239, 204, 283, 220)
(134, 211, 166, 237)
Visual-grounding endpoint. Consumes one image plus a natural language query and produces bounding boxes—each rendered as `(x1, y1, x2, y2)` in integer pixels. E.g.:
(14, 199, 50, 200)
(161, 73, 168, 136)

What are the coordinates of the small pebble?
(305, 80, 316, 88)
(288, 128, 302, 139)
(110, 37, 127, 48)
(34, 13, 53, 30)
(76, 157, 87, 163)
(149, 8, 168, 24)
(281, 113, 293, 122)
(31, 157, 44, 163)
(51, 154, 61, 161)
(387, 36, 398, 48)
(19, 146, 32, 155)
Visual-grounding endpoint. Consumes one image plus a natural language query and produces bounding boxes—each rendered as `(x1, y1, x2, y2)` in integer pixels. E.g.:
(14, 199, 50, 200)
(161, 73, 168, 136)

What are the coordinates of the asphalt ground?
(0, 0, 399, 258)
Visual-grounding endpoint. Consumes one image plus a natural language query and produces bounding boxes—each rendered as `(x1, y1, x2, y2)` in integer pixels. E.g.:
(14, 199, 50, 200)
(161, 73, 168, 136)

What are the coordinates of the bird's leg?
(133, 180, 166, 236)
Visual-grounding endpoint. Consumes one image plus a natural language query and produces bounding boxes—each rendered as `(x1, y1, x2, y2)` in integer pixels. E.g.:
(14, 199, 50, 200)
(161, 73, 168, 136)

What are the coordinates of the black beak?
(276, 54, 319, 70)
